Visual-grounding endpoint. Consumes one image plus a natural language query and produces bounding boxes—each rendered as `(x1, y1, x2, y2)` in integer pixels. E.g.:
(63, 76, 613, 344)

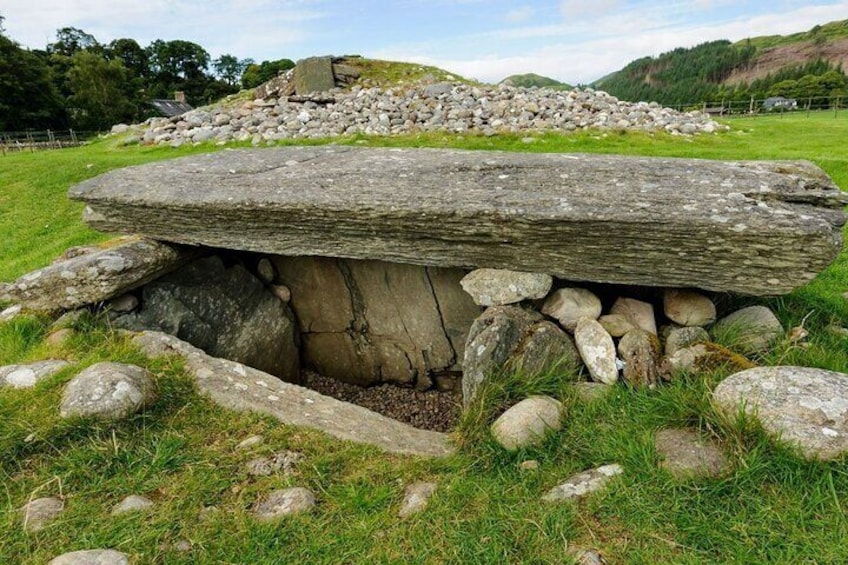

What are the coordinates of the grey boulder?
(711, 305, 783, 354)
(21, 496, 64, 533)
(491, 396, 564, 450)
(49, 550, 129, 565)
(541, 464, 624, 502)
(0, 359, 69, 389)
(460, 268, 552, 306)
(574, 318, 618, 385)
(60, 362, 156, 420)
(114, 256, 299, 381)
(713, 366, 848, 460)
(253, 487, 316, 521)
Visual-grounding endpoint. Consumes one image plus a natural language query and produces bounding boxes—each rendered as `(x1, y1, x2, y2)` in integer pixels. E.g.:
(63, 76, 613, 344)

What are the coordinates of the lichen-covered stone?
(711, 305, 784, 354)
(253, 487, 316, 521)
(617, 329, 661, 388)
(541, 464, 624, 502)
(1, 359, 69, 389)
(69, 148, 846, 296)
(60, 362, 156, 421)
(664, 326, 710, 356)
(574, 318, 618, 385)
(713, 366, 848, 460)
(0, 238, 196, 311)
(655, 428, 730, 479)
(460, 268, 552, 306)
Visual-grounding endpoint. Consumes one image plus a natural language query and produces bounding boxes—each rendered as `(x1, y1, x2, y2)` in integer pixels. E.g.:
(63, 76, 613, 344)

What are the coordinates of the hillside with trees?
(0, 13, 293, 131)
(595, 19, 848, 109)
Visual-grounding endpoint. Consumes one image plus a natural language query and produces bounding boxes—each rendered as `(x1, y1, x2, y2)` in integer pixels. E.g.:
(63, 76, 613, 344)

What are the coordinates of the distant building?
(763, 97, 797, 111)
(149, 91, 193, 118)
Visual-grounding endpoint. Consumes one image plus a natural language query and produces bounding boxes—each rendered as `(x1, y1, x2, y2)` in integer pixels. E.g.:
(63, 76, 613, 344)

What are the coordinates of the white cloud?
(505, 6, 535, 23)
(559, 0, 625, 21)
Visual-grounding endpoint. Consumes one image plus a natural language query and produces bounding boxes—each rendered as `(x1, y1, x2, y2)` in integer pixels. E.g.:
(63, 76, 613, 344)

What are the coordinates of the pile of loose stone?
(129, 81, 724, 147)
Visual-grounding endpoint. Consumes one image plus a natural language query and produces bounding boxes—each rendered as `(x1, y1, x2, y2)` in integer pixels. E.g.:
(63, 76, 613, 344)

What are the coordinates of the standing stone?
(253, 487, 316, 521)
(111, 495, 154, 515)
(574, 318, 618, 385)
(610, 297, 657, 335)
(491, 396, 564, 450)
(663, 289, 716, 327)
(114, 256, 299, 382)
(49, 550, 129, 565)
(399, 482, 437, 518)
(655, 428, 730, 479)
(60, 362, 157, 420)
(21, 496, 64, 532)
(0, 360, 70, 389)
(460, 268, 552, 306)
(617, 329, 661, 388)
(664, 326, 710, 356)
(713, 366, 848, 460)
(541, 464, 624, 502)
(711, 305, 783, 354)
(462, 306, 542, 405)
(541, 288, 602, 332)
(507, 321, 582, 377)
(294, 57, 336, 95)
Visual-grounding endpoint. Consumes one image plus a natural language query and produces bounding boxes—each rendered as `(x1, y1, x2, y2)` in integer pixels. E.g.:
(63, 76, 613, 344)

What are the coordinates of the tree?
(107, 38, 149, 78)
(146, 39, 213, 102)
(241, 58, 295, 89)
(213, 54, 251, 87)
(48, 26, 99, 56)
(66, 50, 134, 130)
(0, 34, 67, 130)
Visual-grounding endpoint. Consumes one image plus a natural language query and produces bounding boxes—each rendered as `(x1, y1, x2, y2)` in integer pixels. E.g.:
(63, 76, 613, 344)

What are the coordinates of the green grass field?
(1, 112, 848, 564)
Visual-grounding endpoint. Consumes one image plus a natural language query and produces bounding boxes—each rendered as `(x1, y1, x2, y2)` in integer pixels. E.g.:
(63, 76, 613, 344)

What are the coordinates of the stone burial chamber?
(4, 146, 845, 447)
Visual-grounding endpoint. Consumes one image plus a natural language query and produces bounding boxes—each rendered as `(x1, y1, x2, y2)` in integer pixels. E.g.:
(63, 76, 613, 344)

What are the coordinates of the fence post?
(26, 131, 34, 153)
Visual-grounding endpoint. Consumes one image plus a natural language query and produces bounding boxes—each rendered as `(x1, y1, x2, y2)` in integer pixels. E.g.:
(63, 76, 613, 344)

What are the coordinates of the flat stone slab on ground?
(399, 482, 437, 518)
(132, 331, 454, 457)
(542, 464, 623, 502)
(21, 496, 64, 533)
(69, 147, 846, 295)
(1, 359, 69, 389)
(49, 549, 129, 565)
(655, 428, 730, 479)
(713, 366, 848, 460)
(253, 487, 316, 520)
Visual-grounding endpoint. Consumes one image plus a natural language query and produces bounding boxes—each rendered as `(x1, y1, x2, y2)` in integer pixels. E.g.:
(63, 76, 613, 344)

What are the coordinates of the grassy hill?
(500, 73, 572, 90)
(596, 19, 848, 108)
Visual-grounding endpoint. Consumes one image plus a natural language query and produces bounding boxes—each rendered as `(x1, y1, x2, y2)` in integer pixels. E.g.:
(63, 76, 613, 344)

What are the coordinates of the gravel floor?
(302, 371, 461, 432)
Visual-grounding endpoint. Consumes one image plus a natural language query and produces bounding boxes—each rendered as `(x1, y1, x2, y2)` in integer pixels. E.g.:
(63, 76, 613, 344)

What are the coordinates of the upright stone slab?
(294, 57, 336, 95)
(69, 147, 847, 295)
(273, 256, 478, 387)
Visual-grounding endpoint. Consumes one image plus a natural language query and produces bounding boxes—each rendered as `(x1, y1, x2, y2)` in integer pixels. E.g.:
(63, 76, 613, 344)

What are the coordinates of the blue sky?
(2, 0, 847, 84)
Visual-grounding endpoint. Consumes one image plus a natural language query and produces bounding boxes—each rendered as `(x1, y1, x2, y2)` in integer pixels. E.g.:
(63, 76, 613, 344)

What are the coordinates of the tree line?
(598, 39, 848, 109)
(0, 14, 294, 131)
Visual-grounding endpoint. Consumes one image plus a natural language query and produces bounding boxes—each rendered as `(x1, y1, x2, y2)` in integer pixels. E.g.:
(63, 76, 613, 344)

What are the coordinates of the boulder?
(711, 305, 783, 355)
(574, 318, 618, 385)
(663, 289, 716, 327)
(69, 147, 846, 296)
(253, 487, 316, 521)
(60, 362, 156, 421)
(610, 297, 657, 335)
(617, 329, 661, 388)
(541, 287, 602, 332)
(114, 256, 299, 382)
(661, 342, 754, 377)
(507, 321, 582, 377)
(490, 396, 564, 450)
(0, 238, 196, 311)
(462, 306, 542, 405)
(713, 366, 848, 460)
(0, 359, 70, 389)
(49, 550, 129, 565)
(664, 326, 710, 356)
(399, 482, 437, 518)
(459, 268, 552, 306)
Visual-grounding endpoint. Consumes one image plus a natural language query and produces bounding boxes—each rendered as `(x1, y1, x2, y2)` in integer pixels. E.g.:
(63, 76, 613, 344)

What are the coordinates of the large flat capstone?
(69, 147, 847, 295)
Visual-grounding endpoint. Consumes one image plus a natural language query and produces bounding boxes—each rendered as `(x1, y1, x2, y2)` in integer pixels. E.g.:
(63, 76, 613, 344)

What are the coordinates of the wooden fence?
(1, 130, 95, 155)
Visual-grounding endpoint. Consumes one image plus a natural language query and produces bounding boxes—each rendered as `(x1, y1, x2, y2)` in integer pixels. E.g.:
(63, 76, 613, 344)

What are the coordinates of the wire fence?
(1, 130, 97, 155)
(666, 95, 844, 118)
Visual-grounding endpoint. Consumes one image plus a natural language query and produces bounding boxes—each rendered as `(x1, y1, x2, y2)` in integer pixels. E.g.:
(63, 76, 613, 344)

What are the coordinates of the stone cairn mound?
(123, 55, 724, 147)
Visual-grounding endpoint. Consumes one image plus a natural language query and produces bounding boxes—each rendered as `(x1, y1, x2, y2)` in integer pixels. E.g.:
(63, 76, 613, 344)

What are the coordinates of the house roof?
(149, 99, 194, 117)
